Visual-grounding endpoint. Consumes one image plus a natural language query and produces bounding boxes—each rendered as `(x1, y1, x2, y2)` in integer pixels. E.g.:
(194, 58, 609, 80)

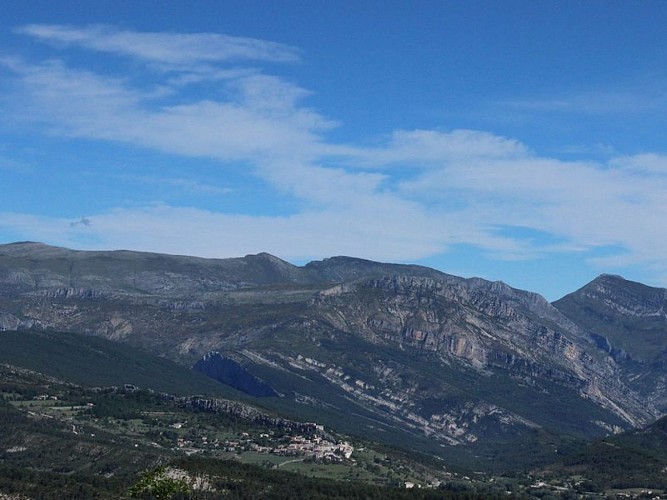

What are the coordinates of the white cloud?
(503, 82, 667, 116)
(2, 25, 667, 283)
(1, 58, 331, 161)
(113, 174, 234, 196)
(15, 24, 301, 67)
(610, 153, 667, 177)
(0, 203, 448, 263)
(355, 129, 529, 168)
(393, 148, 667, 271)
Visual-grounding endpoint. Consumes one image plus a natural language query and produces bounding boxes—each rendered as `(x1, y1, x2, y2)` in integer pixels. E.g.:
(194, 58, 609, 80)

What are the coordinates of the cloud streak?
(15, 24, 301, 67)
(2, 25, 667, 286)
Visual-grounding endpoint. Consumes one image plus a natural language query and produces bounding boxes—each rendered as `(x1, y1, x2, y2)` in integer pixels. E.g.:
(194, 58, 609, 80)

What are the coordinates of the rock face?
(193, 352, 277, 397)
(0, 242, 665, 457)
(309, 275, 650, 426)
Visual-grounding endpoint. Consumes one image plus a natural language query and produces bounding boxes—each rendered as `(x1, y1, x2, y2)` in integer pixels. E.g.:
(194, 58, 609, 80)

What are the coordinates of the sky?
(1, 1, 667, 300)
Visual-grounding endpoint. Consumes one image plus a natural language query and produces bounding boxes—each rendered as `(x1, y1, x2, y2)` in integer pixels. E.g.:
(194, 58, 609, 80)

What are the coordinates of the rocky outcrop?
(178, 396, 332, 439)
(31, 287, 107, 300)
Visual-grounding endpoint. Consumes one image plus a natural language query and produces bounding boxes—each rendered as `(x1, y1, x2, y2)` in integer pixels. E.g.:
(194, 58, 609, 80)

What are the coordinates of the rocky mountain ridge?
(554, 273, 667, 411)
(309, 275, 649, 426)
(1, 242, 665, 461)
(0, 242, 445, 297)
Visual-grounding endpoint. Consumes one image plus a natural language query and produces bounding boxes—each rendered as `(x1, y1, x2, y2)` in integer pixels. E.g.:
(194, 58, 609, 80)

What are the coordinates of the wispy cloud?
(2, 25, 667, 284)
(15, 24, 301, 67)
(355, 129, 529, 168)
(116, 174, 234, 196)
(503, 84, 667, 116)
(0, 57, 329, 161)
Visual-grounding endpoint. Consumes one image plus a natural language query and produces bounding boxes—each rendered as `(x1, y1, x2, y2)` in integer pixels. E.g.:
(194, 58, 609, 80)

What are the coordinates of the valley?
(1, 242, 667, 497)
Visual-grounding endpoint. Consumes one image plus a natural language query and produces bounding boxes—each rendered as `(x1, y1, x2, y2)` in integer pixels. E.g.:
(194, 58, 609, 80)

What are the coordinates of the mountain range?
(1, 241, 666, 470)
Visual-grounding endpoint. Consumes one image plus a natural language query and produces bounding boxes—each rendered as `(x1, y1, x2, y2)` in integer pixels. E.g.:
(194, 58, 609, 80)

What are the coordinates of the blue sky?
(2, 1, 667, 300)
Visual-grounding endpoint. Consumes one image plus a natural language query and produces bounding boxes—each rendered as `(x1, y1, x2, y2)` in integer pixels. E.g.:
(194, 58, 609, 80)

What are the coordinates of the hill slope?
(0, 329, 243, 397)
(1, 242, 665, 470)
(545, 415, 667, 492)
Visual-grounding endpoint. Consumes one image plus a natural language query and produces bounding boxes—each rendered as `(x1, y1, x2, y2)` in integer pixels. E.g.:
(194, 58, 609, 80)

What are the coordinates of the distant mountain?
(553, 274, 667, 411)
(0, 241, 444, 296)
(1, 242, 666, 471)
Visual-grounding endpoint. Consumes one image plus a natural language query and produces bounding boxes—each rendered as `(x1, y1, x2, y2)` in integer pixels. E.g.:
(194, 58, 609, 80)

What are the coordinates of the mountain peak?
(243, 252, 293, 266)
(583, 273, 666, 297)
(553, 272, 667, 365)
(591, 273, 633, 286)
(596, 273, 626, 281)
